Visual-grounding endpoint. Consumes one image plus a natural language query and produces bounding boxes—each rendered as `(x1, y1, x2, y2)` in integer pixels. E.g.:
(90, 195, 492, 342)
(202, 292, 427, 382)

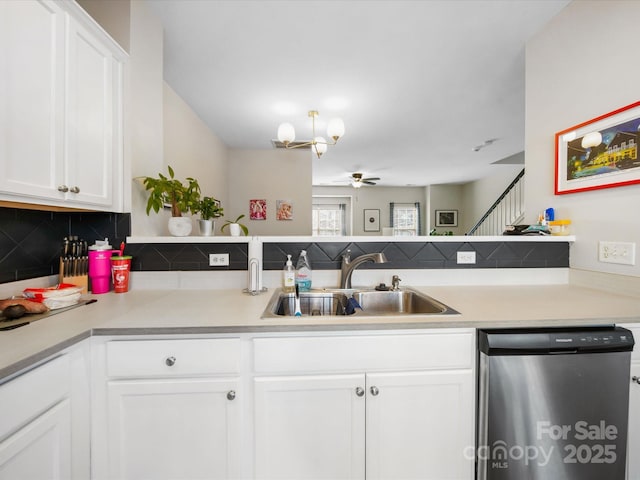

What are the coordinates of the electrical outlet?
(457, 251, 476, 264)
(598, 241, 636, 266)
(209, 253, 229, 266)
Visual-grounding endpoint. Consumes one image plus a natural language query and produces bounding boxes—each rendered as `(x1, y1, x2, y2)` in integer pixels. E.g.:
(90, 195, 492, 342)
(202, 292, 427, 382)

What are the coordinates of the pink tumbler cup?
(89, 249, 120, 293)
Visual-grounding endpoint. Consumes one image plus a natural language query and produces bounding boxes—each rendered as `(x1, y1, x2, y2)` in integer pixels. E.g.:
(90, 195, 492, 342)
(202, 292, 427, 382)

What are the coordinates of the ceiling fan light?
(352, 180, 362, 188)
(581, 131, 602, 148)
(277, 123, 295, 145)
(327, 118, 345, 142)
(313, 137, 328, 158)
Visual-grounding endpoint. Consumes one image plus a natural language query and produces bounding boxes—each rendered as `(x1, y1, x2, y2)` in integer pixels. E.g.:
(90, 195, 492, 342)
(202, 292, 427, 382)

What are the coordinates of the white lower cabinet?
(252, 330, 475, 480)
(106, 377, 240, 480)
(366, 370, 473, 480)
(92, 337, 242, 480)
(254, 374, 366, 479)
(628, 363, 640, 479)
(0, 340, 90, 480)
(0, 399, 71, 480)
(621, 324, 640, 478)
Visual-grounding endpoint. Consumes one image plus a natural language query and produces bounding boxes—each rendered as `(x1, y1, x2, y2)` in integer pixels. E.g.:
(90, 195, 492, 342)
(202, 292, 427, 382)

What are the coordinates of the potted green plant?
(143, 165, 201, 236)
(195, 196, 224, 236)
(221, 214, 248, 237)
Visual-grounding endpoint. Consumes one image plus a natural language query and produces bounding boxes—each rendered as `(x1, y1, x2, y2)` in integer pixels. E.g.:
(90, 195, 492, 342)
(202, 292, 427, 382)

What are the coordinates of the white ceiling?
(147, 0, 570, 187)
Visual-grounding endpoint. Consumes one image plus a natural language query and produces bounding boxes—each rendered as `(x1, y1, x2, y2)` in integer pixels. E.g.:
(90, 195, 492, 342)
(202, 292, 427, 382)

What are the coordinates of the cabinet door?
(366, 370, 474, 480)
(254, 374, 366, 480)
(0, 399, 71, 480)
(0, 0, 65, 200)
(64, 17, 118, 208)
(627, 364, 640, 478)
(107, 377, 240, 480)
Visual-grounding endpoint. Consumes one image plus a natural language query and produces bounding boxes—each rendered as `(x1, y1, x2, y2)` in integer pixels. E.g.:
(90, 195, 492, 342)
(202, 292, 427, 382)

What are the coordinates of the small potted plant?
(143, 165, 201, 236)
(195, 196, 224, 236)
(221, 214, 248, 237)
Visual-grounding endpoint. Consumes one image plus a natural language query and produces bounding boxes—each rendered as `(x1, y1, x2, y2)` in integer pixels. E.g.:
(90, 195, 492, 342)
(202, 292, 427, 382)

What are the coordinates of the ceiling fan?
(350, 172, 380, 188)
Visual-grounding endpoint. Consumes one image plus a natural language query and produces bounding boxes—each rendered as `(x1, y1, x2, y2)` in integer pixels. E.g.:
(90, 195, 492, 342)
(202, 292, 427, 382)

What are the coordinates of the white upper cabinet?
(0, 1, 66, 201)
(0, 0, 126, 212)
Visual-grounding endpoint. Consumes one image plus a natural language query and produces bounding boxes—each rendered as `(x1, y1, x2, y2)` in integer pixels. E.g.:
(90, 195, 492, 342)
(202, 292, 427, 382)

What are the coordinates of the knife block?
(59, 257, 88, 294)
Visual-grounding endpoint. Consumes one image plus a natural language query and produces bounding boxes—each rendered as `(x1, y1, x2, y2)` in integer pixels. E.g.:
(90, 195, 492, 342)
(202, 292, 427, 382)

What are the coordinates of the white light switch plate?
(457, 251, 476, 264)
(209, 253, 230, 266)
(598, 241, 636, 265)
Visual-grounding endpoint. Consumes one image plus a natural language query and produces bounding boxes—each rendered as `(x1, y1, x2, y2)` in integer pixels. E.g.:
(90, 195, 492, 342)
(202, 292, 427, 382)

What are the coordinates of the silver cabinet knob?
(165, 356, 176, 367)
(355, 387, 365, 397)
(227, 390, 236, 401)
(57, 185, 69, 192)
(370, 386, 379, 396)
(633, 376, 640, 385)
(69, 186, 80, 194)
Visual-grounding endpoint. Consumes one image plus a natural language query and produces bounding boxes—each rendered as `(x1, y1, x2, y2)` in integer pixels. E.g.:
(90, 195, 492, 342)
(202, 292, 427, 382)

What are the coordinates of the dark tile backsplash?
(1, 204, 569, 285)
(0, 207, 130, 284)
(125, 243, 248, 271)
(263, 241, 569, 270)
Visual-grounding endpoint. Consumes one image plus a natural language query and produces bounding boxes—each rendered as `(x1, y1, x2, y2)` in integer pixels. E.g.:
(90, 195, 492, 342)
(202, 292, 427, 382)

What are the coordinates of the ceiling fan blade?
(362, 177, 380, 182)
(362, 180, 377, 185)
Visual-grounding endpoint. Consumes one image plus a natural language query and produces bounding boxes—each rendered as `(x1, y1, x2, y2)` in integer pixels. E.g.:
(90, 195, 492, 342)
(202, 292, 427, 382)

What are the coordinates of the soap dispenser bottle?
(295, 250, 312, 292)
(283, 254, 295, 293)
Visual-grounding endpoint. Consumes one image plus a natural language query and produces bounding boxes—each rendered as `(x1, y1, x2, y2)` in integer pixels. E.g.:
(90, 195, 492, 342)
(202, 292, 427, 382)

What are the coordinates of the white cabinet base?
(0, 400, 71, 480)
(106, 377, 241, 480)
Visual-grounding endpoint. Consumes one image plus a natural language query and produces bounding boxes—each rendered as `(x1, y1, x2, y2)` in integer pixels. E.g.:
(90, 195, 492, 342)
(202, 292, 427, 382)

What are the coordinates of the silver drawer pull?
(227, 390, 236, 401)
(355, 387, 365, 397)
(370, 386, 379, 396)
(165, 356, 176, 367)
(632, 376, 640, 385)
(57, 185, 69, 192)
(69, 186, 80, 194)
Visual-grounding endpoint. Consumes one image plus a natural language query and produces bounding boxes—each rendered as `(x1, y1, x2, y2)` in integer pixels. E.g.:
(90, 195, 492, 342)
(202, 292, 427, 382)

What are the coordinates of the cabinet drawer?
(106, 338, 241, 378)
(253, 331, 474, 374)
(0, 355, 70, 440)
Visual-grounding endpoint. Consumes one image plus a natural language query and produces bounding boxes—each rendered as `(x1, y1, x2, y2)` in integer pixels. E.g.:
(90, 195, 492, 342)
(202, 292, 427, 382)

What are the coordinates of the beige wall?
(227, 149, 312, 236)
(313, 185, 427, 236)
(163, 83, 228, 213)
(128, 0, 165, 236)
(77, 0, 131, 52)
(429, 184, 464, 235)
(526, 0, 640, 276)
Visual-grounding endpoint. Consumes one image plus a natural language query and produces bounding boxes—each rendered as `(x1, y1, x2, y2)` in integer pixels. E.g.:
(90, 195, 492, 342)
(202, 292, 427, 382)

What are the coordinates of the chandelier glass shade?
(277, 110, 344, 158)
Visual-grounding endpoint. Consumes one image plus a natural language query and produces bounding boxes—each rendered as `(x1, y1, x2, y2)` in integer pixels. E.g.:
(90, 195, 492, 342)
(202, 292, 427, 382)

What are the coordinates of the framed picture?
(555, 101, 640, 195)
(276, 200, 293, 220)
(435, 210, 458, 227)
(363, 209, 380, 232)
(249, 199, 266, 220)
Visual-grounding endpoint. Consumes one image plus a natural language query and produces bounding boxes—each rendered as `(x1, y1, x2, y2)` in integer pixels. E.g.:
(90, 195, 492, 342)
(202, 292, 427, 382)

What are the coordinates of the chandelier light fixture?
(277, 110, 345, 159)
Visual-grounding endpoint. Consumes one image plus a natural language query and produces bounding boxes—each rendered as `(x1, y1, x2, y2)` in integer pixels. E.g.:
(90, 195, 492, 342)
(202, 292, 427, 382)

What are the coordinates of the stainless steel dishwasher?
(477, 326, 634, 480)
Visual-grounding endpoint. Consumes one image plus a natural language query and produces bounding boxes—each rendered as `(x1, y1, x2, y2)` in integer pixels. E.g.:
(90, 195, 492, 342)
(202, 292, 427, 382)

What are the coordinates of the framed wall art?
(435, 210, 458, 227)
(276, 200, 293, 220)
(555, 101, 640, 195)
(249, 199, 266, 220)
(363, 209, 380, 232)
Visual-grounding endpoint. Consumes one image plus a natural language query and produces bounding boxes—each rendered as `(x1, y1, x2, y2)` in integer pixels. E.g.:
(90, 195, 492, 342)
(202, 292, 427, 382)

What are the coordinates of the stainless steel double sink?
(262, 287, 459, 318)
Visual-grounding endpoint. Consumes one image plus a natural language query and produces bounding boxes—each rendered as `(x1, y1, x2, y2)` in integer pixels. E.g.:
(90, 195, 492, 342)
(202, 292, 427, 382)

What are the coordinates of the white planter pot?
(168, 216, 192, 236)
(198, 219, 215, 236)
(229, 223, 241, 237)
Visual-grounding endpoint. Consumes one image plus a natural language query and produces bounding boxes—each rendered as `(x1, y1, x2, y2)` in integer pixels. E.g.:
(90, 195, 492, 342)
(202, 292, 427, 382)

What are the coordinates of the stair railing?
(467, 168, 525, 236)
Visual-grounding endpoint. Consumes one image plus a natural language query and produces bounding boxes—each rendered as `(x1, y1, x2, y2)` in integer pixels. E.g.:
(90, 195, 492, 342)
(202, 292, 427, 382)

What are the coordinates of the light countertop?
(0, 281, 639, 380)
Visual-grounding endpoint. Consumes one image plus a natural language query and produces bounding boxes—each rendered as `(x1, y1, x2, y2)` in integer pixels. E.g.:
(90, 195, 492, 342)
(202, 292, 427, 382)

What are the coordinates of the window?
(312, 203, 347, 236)
(390, 202, 421, 236)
